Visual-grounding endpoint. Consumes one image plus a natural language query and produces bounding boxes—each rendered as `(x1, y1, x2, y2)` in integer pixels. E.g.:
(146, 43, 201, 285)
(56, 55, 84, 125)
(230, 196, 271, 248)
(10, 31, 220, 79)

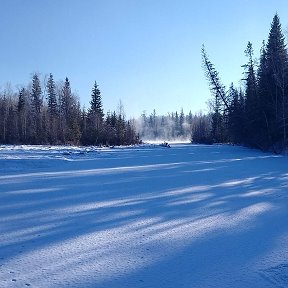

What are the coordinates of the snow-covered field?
(0, 143, 288, 288)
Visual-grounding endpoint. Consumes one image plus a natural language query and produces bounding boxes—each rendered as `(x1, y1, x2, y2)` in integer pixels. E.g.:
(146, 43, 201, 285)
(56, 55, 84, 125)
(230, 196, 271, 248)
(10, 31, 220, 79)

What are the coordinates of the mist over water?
(141, 137, 191, 145)
(134, 110, 211, 144)
(134, 110, 192, 143)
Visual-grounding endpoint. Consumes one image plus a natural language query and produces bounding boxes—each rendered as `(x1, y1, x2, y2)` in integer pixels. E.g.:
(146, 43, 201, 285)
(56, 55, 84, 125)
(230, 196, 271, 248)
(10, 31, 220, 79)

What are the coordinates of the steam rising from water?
(134, 110, 211, 144)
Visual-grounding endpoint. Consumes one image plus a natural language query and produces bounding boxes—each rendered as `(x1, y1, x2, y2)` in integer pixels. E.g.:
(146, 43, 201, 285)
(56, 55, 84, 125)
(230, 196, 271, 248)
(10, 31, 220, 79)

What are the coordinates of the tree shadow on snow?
(0, 144, 288, 287)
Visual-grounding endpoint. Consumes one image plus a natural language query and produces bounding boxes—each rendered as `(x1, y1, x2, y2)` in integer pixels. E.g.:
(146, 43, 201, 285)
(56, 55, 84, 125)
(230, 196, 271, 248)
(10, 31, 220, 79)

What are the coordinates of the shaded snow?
(0, 144, 288, 287)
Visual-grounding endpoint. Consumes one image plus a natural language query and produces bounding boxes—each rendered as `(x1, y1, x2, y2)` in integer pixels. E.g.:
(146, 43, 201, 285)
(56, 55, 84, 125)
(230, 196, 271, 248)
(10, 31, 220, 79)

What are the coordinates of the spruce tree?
(202, 45, 230, 143)
(257, 14, 288, 150)
(18, 88, 26, 113)
(89, 81, 104, 119)
(17, 88, 28, 143)
(46, 73, 58, 117)
(227, 84, 245, 144)
(201, 45, 231, 113)
(30, 73, 42, 143)
(59, 77, 73, 143)
(242, 42, 259, 146)
(87, 81, 104, 145)
(46, 73, 58, 143)
(265, 13, 288, 147)
(60, 77, 72, 118)
(30, 73, 42, 114)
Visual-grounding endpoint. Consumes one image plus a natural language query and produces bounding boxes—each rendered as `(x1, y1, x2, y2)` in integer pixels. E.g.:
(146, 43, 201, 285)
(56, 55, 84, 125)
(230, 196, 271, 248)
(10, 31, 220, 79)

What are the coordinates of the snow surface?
(0, 143, 288, 288)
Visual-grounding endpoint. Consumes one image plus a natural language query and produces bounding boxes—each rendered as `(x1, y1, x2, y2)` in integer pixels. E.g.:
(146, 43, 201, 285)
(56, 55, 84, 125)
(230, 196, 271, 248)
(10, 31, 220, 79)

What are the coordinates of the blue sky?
(1, 0, 288, 118)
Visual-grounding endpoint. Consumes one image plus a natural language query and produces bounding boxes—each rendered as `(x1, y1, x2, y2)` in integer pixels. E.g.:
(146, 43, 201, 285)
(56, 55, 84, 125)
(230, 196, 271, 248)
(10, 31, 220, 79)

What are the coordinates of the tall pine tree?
(30, 73, 42, 143)
(89, 81, 104, 118)
(46, 73, 58, 143)
(87, 81, 104, 145)
(47, 73, 58, 117)
(266, 14, 288, 147)
(256, 14, 288, 150)
(242, 42, 259, 146)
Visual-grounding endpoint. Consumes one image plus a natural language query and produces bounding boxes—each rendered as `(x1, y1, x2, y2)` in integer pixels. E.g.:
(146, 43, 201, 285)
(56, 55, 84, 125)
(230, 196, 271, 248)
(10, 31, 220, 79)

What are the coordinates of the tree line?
(201, 13, 288, 152)
(0, 74, 140, 146)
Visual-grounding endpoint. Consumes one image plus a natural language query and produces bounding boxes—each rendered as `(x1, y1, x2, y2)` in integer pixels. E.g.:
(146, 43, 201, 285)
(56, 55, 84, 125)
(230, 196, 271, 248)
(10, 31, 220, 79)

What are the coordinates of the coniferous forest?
(0, 75, 140, 146)
(201, 13, 288, 152)
(1, 14, 288, 152)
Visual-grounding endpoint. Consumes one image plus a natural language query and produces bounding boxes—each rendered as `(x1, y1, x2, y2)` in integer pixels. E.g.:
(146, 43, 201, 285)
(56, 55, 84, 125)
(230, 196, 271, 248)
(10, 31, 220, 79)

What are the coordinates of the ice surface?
(0, 144, 287, 287)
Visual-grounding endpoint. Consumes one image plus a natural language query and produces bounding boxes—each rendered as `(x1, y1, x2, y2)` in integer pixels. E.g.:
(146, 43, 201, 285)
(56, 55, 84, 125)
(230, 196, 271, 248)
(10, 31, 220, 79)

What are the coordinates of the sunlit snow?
(0, 144, 287, 287)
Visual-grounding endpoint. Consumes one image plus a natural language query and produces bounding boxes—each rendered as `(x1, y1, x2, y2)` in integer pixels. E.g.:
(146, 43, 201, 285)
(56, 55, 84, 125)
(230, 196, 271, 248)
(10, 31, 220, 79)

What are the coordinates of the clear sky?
(1, 0, 288, 118)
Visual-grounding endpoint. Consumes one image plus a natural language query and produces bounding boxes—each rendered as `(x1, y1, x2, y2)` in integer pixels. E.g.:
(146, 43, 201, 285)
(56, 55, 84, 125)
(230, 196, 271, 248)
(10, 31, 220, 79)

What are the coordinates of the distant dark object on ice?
(159, 142, 171, 148)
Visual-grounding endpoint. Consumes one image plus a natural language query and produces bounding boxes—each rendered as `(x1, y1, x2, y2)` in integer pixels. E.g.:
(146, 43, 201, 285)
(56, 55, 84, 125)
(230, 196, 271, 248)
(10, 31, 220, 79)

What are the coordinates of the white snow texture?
(0, 143, 288, 287)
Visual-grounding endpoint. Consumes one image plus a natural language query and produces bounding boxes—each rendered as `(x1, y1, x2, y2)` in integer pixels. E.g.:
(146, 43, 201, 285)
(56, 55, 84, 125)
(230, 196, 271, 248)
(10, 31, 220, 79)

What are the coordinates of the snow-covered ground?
(0, 143, 288, 288)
